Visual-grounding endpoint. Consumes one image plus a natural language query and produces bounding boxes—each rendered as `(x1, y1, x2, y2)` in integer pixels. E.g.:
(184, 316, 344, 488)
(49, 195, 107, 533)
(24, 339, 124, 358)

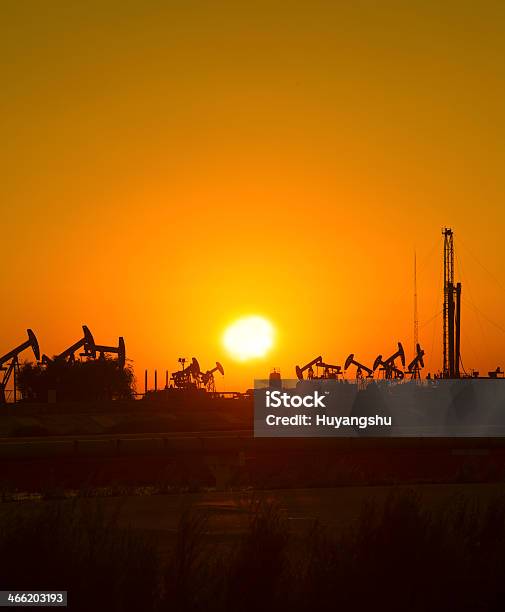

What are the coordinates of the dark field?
(2, 400, 505, 496)
(0, 399, 252, 438)
(3, 402, 505, 610)
(3, 484, 505, 611)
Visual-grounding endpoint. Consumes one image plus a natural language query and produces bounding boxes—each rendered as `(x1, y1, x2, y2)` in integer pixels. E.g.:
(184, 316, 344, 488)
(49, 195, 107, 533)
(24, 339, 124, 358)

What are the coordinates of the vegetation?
(0, 500, 159, 611)
(2, 490, 505, 611)
(16, 358, 135, 402)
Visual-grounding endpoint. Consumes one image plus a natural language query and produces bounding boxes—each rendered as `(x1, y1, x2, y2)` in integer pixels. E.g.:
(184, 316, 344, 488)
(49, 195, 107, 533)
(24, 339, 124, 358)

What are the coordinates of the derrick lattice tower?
(442, 228, 461, 378)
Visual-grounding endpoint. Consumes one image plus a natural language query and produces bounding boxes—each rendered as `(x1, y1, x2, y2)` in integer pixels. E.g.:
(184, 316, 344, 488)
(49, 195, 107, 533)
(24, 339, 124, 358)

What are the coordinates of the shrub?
(17, 358, 135, 402)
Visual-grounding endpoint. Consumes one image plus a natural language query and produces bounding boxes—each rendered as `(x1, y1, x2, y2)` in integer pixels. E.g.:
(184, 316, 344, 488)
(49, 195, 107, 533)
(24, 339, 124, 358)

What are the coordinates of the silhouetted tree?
(17, 357, 135, 402)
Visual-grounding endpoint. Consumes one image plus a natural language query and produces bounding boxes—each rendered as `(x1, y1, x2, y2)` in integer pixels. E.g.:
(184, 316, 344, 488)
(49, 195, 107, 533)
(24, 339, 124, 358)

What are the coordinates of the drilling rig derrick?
(442, 228, 461, 378)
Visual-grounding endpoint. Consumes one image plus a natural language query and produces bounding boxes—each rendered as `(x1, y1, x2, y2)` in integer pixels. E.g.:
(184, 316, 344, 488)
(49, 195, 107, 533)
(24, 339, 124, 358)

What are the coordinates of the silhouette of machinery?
(95, 337, 126, 369)
(344, 354, 374, 379)
(0, 329, 40, 403)
(42, 325, 96, 364)
(488, 366, 505, 379)
(295, 356, 322, 380)
(318, 361, 342, 379)
(200, 361, 224, 392)
(42, 327, 125, 368)
(373, 342, 405, 379)
(406, 343, 425, 379)
(296, 356, 342, 380)
(172, 357, 200, 389)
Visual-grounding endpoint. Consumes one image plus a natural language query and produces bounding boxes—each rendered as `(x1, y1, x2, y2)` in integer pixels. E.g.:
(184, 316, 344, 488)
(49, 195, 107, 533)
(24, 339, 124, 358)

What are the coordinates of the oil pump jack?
(295, 356, 323, 380)
(95, 337, 126, 369)
(0, 329, 40, 403)
(373, 342, 406, 380)
(199, 362, 225, 392)
(172, 357, 200, 389)
(41, 325, 96, 364)
(407, 343, 425, 380)
(317, 361, 343, 379)
(344, 354, 374, 379)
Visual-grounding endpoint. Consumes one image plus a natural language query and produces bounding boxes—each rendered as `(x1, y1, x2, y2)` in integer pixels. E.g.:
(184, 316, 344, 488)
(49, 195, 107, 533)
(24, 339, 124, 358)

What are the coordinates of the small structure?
(171, 357, 200, 389)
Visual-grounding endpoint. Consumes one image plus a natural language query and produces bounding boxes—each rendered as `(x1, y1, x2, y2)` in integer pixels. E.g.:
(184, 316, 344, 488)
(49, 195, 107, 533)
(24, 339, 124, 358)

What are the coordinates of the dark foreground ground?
(2, 483, 505, 611)
(3, 401, 505, 610)
(0, 398, 251, 437)
(1, 432, 505, 496)
(31, 482, 505, 554)
(3, 400, 505, 493)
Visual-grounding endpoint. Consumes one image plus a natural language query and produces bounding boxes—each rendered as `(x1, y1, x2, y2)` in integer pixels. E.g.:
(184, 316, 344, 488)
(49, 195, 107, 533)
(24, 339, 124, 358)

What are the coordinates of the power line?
(463, 297, 505, 336)
(420, 309, 442, 329)
(458, 236, 505, 294)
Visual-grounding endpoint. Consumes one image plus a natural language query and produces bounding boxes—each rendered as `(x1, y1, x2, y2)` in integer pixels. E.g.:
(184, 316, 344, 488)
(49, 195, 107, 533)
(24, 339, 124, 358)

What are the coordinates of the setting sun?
(223, 316, 274, 362)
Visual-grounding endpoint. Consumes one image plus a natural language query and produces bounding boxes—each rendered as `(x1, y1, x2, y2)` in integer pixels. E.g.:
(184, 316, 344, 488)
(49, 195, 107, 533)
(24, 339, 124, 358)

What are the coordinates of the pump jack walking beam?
(95, 337, 126, 368)
(0, 329, 40, 404)
(42, 325, 96, 364)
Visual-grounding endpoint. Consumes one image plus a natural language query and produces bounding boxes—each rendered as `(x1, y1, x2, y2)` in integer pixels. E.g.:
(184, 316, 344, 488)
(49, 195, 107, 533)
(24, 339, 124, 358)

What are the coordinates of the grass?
(0, 500, 160, 611)
(2, 490, 505, 611)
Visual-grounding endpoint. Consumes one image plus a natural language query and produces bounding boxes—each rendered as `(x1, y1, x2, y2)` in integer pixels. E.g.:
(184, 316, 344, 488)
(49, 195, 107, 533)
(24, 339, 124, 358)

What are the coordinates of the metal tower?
(442, 228, 461, 378)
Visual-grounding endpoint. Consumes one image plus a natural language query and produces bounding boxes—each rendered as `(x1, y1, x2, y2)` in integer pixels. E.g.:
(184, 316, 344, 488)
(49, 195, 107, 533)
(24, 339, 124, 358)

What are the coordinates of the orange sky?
(2, 1, 505, 390)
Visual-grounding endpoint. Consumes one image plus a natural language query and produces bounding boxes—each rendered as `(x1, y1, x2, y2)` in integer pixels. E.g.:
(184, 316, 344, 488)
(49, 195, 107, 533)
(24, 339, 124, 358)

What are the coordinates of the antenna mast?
(414, 251, 419, 353)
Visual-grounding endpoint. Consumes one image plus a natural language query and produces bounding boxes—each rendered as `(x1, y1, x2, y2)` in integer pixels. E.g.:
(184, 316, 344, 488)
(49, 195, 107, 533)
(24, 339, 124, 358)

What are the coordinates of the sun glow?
(223, 316, 274, 362)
